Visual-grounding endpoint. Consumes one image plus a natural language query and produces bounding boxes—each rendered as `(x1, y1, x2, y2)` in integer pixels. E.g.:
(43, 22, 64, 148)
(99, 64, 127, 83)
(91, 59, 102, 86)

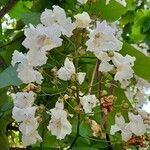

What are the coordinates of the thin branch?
(88, 60, 98, 93)
(0, 0, 18, 19)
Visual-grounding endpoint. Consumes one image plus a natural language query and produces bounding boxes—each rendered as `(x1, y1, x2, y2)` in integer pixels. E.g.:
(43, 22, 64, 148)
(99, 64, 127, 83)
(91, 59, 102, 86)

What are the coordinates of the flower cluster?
(12, 91, 42, 146)
(10, 3, 149, 148)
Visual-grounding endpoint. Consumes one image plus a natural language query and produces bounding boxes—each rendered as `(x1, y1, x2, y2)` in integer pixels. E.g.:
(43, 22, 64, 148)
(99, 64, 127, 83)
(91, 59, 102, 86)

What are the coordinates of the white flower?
(12, 106, 37, 122)
(86, 21, 122, 53)
(40, 6, 75, 37)
(19, 116, 39, 135)
(95, 51, 114, 72)
(80, 94, 98, 114)
(128, 112, 146, 136)
(110, 114, 132, 141)
(12, 91, 35, 108)
(74, 12, 91, 28)
(27, 49, 48, 67)
(77, 72, 86, 84)
(22, 130, 42, 146)
(11, 50, 43, 84)
(47, 101, 72, 140)
(22, 24, 62, 51)
(112, 52, 135, 88)
(77, 0, 88, 4)
(57, 57, 75, 81)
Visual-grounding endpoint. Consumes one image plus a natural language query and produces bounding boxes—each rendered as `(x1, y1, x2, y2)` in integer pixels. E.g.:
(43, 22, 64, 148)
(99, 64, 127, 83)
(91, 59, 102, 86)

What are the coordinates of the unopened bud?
(79, 48, 86, 56)
(123, 103, 129, 109)
(67, 88, 73, 94)
(37, 117, 42, 123)
(71, 74, 78, 82)
(71, 86, 76, 91)
(108, 51, 114, 57)
(100, 90, 108, 96)
(132, 109, 138, 115)
(37, 105, 45, 113)
(63, 94, 70, 100)
(74, 104, 82, 113)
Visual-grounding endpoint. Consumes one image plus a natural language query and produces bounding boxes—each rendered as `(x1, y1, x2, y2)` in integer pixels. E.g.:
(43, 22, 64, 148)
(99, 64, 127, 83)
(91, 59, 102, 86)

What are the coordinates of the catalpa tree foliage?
(0, 0, 150, 150)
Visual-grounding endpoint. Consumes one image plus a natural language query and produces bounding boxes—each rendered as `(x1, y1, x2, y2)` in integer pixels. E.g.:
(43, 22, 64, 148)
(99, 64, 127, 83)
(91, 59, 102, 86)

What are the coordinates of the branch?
(0, 0, 18, 19)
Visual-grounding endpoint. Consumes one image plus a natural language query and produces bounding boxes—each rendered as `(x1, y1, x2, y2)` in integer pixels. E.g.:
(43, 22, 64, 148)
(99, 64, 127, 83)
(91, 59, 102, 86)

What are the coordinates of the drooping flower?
(57, 57, 75, 81)
(80, 94, 98, 114)
(112, 52, 135, 88)
(22, 24, 62, 51)
(57, 57, 86, 84)
(19, 116, 39, 135)
(47, 101, 72, 140)
(86, 21, 122, 53)
(11, 50, 43, 84)
(12, 106, 37, 122)
(74, 12, 91, 28)
(22, 130, 42, 146)
(128, 112, 146, 136)
(110, 114, 132, 141)
(95, 51, 114, 72)
(77, 72, 86, 84)
(12, 91, 35, 108)
(40, 5, 75, 37)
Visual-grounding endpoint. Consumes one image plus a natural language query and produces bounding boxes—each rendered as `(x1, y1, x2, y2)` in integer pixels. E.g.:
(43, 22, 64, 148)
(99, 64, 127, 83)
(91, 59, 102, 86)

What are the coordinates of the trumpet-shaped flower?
(110, 114, 132, 141)
(40, 6, 75, 37)
(86, 21, 122, 53)
(74, 12, 91, 28)
(57, 57, 75, 81)
(22, 130, 42, 146)
(22, 24, 62, 51)
(11, 50, 43, 84)
(47, 101, 72, 140)
(12, 91, 35, 108)
(80, 94, 98, 114)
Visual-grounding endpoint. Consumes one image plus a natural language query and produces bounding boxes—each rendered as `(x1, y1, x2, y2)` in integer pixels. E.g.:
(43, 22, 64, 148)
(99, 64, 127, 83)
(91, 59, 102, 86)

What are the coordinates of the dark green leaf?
(0, 65, 22, 88)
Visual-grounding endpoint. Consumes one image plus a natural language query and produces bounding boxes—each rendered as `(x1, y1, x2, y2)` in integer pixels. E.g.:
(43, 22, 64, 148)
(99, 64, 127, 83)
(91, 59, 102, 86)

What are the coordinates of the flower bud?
(71, 86, 77, 91)
(100, 90, 108, 96)
(71, 74, 78, 82)
(37, 116, 42, 123)
(123, 103, 129, 109)
(37, 104, 45, 113)
(108, 50, 114, 57)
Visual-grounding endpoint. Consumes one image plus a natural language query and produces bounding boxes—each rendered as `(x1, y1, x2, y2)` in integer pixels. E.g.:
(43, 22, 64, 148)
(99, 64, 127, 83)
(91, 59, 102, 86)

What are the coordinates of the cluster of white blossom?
(12, 91, 42, 146)
(86, 21, 135, 88)
(110, 112, 146, 141)
(10, 2, 150, 148)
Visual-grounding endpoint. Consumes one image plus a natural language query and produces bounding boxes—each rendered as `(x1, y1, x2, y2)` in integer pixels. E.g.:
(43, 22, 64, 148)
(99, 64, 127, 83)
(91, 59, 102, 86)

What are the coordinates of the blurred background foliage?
(0, 0, 150, 149)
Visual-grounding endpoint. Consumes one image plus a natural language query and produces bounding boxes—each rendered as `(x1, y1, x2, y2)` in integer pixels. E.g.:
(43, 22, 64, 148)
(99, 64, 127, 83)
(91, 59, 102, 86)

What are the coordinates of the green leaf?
(9, 0, 32, 20)
(0, 65, 22, 88)
(121, 42, 150, 80)
(84, 0, 127, 21)
(21, 12, 41, 26)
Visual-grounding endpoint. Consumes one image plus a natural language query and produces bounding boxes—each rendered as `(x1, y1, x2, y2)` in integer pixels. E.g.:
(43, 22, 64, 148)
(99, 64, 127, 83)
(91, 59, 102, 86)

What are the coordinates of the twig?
(0, 0, 18, 19)
(88, 60, 98, 93)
